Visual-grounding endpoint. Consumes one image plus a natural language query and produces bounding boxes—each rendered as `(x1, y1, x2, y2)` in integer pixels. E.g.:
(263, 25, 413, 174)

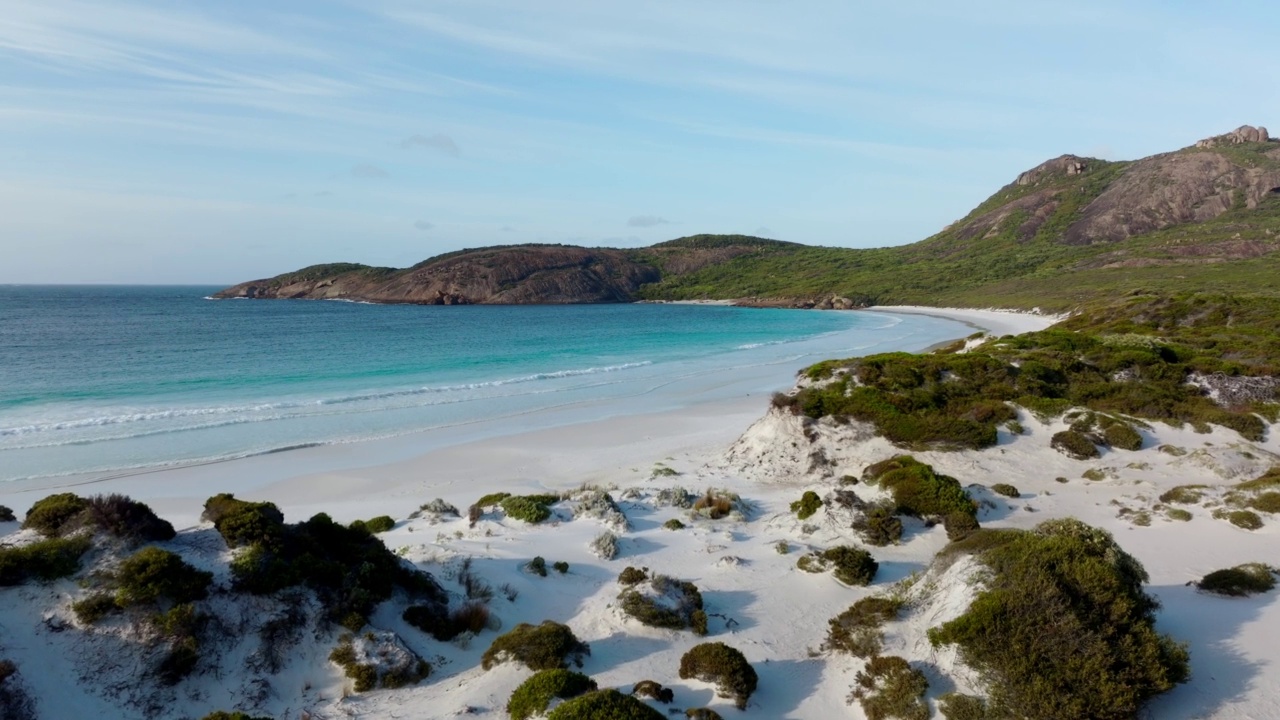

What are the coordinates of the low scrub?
(850, 655, 929, 720)
(684, 710, 724, 720)
(72, 592, 120, 624)
(23, 492, 174, 543)
(825, 596, 903, 658)
(852, 501, 903, 546)
(591, 531, 619, 560)
(202, 494, 285, 548)
(679, 642, 758, 709)
(618, 576, 706, 635)
(797, 546, 878, 586)
(501, 495, 557, 524)
(938, 692, 989, 720)
(631, 680, 673, 703)
(663, 519, 686, 530)
(943, 511, 981, 541)
(114, 547, 212, 606)
(22, 493, 88, 536)
(928, 518, 1189, 719)
(1213, 508, 1264, 530)
(1198, 563, 1277, 596)
(0, 536, 92, 585)
(546, 689, 665, 720)
(692, 489, 743, 520)
(790, 491, 823, 520)
(864, 456, 976, 520)
(1159, 485, 1206, 505)
(481, 621, 590, 671)
(350, 515, 395, 533)
(200, 713, 273, 720)
(508, 669, 598, 720)
(0, 506, 13, 522)
(329, 634, 430, 692)
(404, 600, 493, 642)
(1248, 492, 1280, 513)
(990, 483, 1019, 498)
(1050, 430, 1100, 460)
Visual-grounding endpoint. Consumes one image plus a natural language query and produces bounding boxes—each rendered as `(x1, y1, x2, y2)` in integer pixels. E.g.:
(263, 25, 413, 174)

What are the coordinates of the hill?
(216, 126, 1280, 311)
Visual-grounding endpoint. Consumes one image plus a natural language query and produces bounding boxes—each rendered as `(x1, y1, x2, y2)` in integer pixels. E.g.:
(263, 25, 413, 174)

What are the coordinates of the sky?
(1, 1, 1277, 284)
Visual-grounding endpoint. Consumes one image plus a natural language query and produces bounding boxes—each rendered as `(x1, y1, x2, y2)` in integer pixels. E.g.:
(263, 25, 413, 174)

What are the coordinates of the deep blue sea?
(0, 286, 967, 482)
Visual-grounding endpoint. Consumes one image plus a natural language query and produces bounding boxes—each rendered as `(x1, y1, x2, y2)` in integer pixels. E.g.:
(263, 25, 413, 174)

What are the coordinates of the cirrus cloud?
(626, 215, 671, 228)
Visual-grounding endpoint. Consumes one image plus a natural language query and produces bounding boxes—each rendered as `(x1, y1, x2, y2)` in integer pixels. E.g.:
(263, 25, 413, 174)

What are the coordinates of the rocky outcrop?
(1195, 125, 1271, 148)
(733, 295, 866, 310)
(215, 245, 662, 305)
(1015, 155, 1088, 186)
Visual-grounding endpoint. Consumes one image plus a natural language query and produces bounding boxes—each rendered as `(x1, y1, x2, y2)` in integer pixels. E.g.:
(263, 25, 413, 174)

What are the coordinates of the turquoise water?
(0, 286, 966, 481)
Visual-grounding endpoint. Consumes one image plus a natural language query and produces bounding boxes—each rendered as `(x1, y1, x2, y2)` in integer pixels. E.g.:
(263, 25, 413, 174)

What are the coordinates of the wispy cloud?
(399, 133, 460, 157)
(413, 219, 434, 231)
(627, 215, 671, 228)
(351, 163, 389, 179)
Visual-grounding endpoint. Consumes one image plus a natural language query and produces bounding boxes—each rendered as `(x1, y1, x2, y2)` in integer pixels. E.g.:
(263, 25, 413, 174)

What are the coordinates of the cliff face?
(214, 246, 662, 304)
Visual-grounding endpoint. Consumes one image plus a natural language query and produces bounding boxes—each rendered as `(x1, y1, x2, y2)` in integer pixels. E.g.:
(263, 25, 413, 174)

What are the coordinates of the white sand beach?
(3, 306, 1277, 719)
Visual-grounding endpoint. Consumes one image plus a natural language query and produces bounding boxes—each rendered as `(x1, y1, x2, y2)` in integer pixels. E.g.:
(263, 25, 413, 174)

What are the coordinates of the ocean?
(0, 286, 969, 482)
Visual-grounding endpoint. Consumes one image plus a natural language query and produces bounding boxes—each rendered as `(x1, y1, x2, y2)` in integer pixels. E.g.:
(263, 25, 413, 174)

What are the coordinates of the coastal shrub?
(692, 489, 738, 520)
(0, 535, 92, 585)
(662, 519, 686, 530)
(508, 669, 598, 720)
(154, 603, 205, 639)
(1198, 563, 1277, 596)
(22, 493, 89, 536)
(865, 456, 976, 519)
(227, 508, 445, 630)
(678, 642, 758, 710)
(938, 692, 989, 720)
(1159, 485, 1206, 504)
(685, 709, 724, 720)
(475, 492, 513, 507)
(481, 621, 590, 671)
(852, 501, 904, 546)
(114, 547, 212, 606)
(502, 495, 555, 524)
(328, 635, 430, 692)
(546, 689, 664, 720)
(825, 546, 878, 586)
(850, 655, 929, 720)
(591, 531, 620, 560)
(825, 596, 903, 658)
(632, 680, 674, 703)
(1050, 430, 1100, 460)
(618, 576, 705, 634)
(1103, 422, 1144, 451)
(200, 713, 273, 720)
(72, 592, 120, 624)
(944, 511, 981, 541)
(412, 498, 459, 518)
(1237, 467, 1280, 491)
(0, 506, 14, 523)
(527, 556, 548, 577)
(404, 600, 493, 641)
(790, 491, 823, 520)
(1248, 492, 1280, 513)
(202, 494, 285, 548)
(1213, 508, 1264, 530)
(990, 483, 1019, 498)
(553, 561, 569, 574)
(78, 494, 176, 544)
(157, 636, 200, 685)
(618, 566, 648, 586)
(351, 515, 395, 533)
(1166, 508, 1193, 522)
(928, 518, 1190, 719)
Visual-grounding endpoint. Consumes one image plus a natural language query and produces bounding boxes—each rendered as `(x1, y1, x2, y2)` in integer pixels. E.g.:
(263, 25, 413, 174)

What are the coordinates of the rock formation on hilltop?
(1196, 124, 1271, 148)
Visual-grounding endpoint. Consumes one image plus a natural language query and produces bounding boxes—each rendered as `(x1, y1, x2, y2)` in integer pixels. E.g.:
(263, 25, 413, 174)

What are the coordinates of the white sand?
(3, 306, 1277, 719)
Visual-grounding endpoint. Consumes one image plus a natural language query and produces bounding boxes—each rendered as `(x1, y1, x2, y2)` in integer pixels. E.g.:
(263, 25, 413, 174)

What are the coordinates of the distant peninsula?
(216, 125, 1280, 312)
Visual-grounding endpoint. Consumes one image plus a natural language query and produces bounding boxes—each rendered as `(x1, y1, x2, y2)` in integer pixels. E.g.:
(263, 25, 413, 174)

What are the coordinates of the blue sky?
(1, 1, 1277, 283)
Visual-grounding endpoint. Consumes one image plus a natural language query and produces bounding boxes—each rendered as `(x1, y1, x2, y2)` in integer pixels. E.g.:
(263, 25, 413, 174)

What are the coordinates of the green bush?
(354, 515, 395, 533)
(1248, 492, 1280, 513)
(928, 519, 1190, 719)
(1050, 430, 1100, 460)
(202, 494, 285, 548)
(0, 506, 14, 522)
(1198, 563, 1276, 596)
(81, 494, 175, 543)
(938, 692, 989, 720)
(528, 556, 548, 577)
(618, 566, 648, 586)
(328, 636, 429, 692)
(154, 603, 205, 639)
(502, 495, 554, 524)
(546, 689, 664, 720)
(826, 546, 878, 586)
(1159, 486, 1206, 504)
(684, 710, 724, 720)
(663, 519, 686, 530)
(990, 483, 1020, 498)
(631, 679, 674, 703)
(618, 576, 705, 634)
(944, 511, 981, 541)
(852, 501, 904, 546)
(865, 456, 975, 519)
(1213, 509, 1264, 530)
(1103, 423, 1144, 451)
(481, 621, 590, 671)
(157, 636, 200, 685)
(22, 493, 88, 536)
(508, 669, 598, 720)
(0, 535, 92, 585)
(404, 600, 491, 641)
(553, 561, 569, 574)
(72, 592, 120, 624)
(790, 491, 823, 520)
(115, 547, 212, 606)
(678, 642, 758, 709)
(826, 596, 903, 657)
(1166, 508, 1193, 522)
(851, 655, 929, 720)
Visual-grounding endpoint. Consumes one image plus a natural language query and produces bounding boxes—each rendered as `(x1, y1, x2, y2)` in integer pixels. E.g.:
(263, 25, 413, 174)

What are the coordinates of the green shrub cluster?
(990, 483, 1019, 498)
(678, 642, 758, 710)
(618, 566, 648, 586)
(20, 492, 175, 544)
(211, 494, 445, 631)
(662, 519, 686, 530)
(928, 519, 1189, 719)
(350, 515, 395, 533)
(864, 456, 976, 519)
(508, 669, 598, 720)
(1159, 485, 1206, 504)
(1050, 430, 1099, 460)
(825, 596, 903, 658)
(527, 556, 548, 577)
(0, 536, 92, 585)
(851, 655, 929, 720)
(1213, 508, 1264, 530)
(403, 600, 492, 641)
(943, 511, 981, 541)
(631, 680, 673, 703)
(852, 502, 903, 546)
(796, 546, 877, 585)
(1198, 563, 1277, 596)
(115, 547, 212, 606)
(329, 636, 429, 692)
(501, 495, 558, 524)
(692, 489, 740, 520)
(22, 493, 88, 536)
(481, 621, 590, 671)
(0, 506, 14, 522)
(545, 689, 665, 720)
(790, 491, 823, 520)
(684, 709, 724, 720)
(617, 576, 706, 635)
(938, 692, 989, 720)
(1248, 492, 1280, 513)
